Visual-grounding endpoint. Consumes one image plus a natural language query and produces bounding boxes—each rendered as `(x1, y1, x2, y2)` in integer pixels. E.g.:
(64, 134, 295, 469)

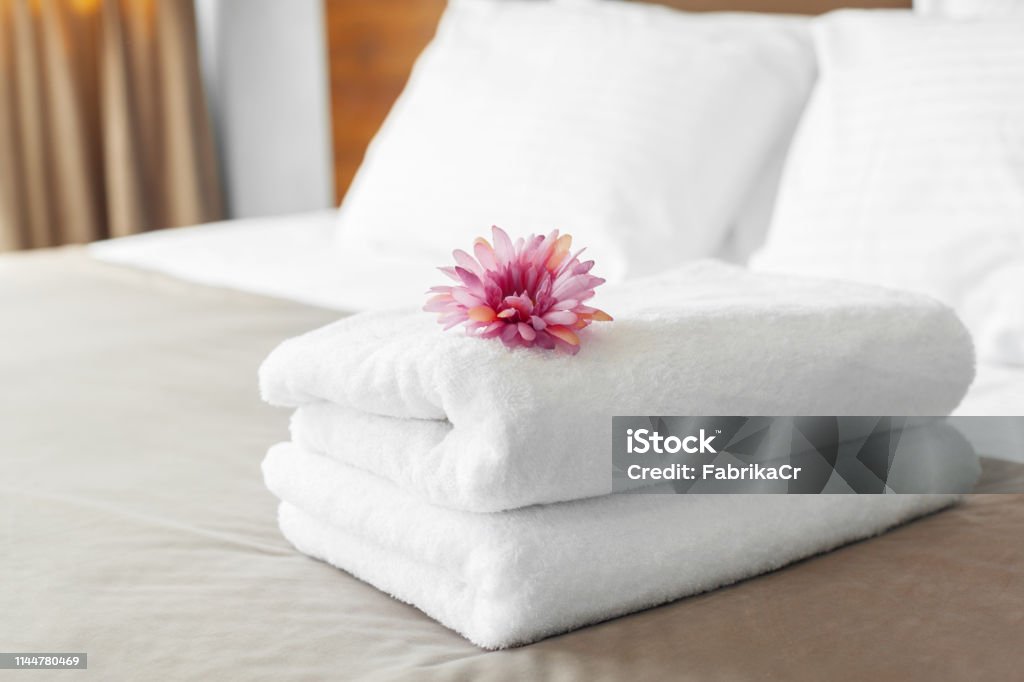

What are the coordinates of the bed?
(1, 247, 1022, 679)
(4, 0, 1024, 679)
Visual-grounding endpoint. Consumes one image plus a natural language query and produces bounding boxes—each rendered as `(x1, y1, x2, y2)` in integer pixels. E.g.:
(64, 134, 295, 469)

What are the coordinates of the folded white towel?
(264, 442, 966, 649)
(261, 263, 975, 511)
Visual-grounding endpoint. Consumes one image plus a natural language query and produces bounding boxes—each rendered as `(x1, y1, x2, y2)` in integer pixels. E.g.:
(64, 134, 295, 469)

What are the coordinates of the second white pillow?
(335, 0, 815, 281)
(753, 10, 1024, 363)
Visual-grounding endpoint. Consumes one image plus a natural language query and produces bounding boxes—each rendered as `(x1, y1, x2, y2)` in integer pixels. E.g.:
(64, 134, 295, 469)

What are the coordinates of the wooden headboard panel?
(324, 0, 910, 203)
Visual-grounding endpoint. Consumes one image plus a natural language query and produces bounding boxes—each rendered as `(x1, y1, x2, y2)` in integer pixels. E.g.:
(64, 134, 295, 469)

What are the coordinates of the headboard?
(324, 0, 910, 203)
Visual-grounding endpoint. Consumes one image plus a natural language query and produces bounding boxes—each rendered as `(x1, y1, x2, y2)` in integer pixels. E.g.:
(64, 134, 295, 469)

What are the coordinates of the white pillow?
(752, 11, 1024, 364)
(915, 0, 1024, 17)
(335, 0, 815, 281)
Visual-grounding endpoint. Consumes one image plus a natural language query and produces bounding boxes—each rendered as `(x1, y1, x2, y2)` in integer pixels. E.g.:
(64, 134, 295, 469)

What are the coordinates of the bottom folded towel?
(264, 443, 967, 649)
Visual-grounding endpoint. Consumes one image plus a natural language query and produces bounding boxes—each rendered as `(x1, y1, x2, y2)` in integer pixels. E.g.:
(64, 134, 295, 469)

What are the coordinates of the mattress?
(2, 247, 1023, 679)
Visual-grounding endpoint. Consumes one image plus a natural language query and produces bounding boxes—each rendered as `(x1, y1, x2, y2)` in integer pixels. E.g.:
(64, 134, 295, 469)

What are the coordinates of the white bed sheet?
(89, 210, 441, 311)
(89, 213, 1024, 461)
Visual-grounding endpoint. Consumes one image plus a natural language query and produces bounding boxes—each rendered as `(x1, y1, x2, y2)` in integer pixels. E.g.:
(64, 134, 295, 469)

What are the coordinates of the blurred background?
(0, 0, 451, 252)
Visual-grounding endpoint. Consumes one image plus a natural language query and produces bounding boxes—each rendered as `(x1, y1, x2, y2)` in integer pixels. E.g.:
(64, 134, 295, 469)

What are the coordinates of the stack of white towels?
(260, 262, 979, 649)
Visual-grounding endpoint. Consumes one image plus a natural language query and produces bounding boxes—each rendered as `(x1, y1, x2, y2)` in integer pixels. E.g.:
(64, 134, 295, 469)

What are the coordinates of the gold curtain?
(0, 0, 223, 251)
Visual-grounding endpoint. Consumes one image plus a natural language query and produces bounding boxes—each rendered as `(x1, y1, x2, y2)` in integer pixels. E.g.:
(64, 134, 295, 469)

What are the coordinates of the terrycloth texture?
(263, 443, 966, 649)
(261, 262, 975, 512)
(289, 408, 973, 505)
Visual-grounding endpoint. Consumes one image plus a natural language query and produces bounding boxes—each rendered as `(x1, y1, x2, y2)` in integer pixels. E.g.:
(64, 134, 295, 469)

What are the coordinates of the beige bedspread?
(2, 248, 1022, 681)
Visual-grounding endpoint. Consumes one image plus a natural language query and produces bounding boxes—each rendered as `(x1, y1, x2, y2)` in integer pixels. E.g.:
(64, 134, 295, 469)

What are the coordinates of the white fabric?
(88, 210, 443, 311)
(717, 141, 797, 264)
(752, 11, 1024, 366)
(260, 262, 975, 512)
(263, 443, 964, 649)
(915, 0, 1024, 17)
(335, 0, 815, 280)
(962, 263, 1024, 366)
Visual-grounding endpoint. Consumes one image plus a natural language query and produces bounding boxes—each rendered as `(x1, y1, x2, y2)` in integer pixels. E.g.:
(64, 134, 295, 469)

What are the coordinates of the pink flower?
(424, 226, 612, 355)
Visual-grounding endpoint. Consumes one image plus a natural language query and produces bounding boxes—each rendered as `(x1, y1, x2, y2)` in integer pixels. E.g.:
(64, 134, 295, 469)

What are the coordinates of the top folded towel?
(260, 262, 975, 511)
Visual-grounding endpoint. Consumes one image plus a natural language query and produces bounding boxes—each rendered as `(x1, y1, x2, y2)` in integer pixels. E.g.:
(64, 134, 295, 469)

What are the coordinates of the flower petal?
(575, 260, 595, 274)
(503, 294, 534, 317)
(534, 330, 556, 350)
(545, 233, 572, 272)
(423, 297, 456, 313)
(451, 287, 483, 308)
(452, 249, 481, 275)
(467, 305, 497, 323)
(543, 311, 578, 326)
(437, 266, 461, 282)
(474, 240, 498, 271)
(500, 323, 519, 343)
(560, 341, 581, 356)
(492, 226, 514, 263)
(477, 322, 504, 337)
(454, 266, 480, 288)
(546, 325, 580, 346)
(440, 315, 466, 331)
